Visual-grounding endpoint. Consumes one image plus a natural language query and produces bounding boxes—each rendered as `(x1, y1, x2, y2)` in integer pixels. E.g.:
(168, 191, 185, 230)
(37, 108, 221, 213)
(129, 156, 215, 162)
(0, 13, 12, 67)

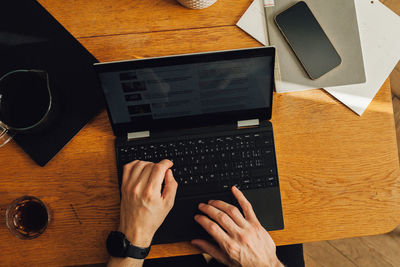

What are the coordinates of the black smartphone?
(275, 1, 342, 80)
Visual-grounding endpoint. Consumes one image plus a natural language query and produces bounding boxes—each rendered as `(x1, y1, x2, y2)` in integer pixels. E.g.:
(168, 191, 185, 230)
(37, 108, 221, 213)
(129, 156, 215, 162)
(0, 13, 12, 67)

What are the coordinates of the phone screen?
(275, 1, 342, 79)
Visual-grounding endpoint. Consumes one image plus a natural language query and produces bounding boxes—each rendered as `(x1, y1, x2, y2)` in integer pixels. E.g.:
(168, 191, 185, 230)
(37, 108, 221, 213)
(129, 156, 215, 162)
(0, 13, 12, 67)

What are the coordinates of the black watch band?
(106, 231, 151, 259)
(126, 243, 151, 259)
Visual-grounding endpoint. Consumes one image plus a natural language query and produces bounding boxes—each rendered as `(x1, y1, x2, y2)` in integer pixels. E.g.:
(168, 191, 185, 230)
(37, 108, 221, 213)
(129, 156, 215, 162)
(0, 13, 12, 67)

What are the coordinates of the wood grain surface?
(0, 0, 399, 266)
(37, 0, 252, 38)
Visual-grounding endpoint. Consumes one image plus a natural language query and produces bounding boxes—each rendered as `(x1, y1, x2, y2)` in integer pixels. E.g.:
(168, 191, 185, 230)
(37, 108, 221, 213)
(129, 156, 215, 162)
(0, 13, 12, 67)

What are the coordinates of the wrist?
(119, 227, 153, 248)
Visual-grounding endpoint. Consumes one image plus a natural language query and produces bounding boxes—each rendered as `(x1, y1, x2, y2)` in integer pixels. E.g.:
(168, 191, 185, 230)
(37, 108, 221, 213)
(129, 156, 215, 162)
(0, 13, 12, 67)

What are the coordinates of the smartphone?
(275, 1, 342, 80)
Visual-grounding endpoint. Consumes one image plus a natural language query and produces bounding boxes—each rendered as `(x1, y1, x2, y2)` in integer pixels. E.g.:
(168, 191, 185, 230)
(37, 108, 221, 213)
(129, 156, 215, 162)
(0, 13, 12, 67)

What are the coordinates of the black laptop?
(94, 47, 284, 244)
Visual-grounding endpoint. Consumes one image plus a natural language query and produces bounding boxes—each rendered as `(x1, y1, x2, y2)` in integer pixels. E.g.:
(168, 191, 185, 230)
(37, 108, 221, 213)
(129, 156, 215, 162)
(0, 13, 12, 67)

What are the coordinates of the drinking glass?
(6, 196, 50, 239)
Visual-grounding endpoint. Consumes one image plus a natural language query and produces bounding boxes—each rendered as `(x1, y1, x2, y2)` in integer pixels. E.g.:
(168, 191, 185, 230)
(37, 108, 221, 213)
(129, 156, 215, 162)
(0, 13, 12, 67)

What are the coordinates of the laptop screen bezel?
(94, 47, 275, 136)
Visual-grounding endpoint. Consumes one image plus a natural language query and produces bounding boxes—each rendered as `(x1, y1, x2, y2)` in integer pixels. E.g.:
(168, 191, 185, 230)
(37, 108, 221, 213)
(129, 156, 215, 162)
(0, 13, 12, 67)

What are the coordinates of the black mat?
(0, 0, 105, 166)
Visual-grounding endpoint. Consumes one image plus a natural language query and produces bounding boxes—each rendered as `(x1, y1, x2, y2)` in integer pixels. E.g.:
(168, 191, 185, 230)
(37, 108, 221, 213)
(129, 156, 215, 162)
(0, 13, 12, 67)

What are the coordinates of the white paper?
(237, 0, 400, 115)
(324, 0, 400, 115)
(236, 0, 269, 46)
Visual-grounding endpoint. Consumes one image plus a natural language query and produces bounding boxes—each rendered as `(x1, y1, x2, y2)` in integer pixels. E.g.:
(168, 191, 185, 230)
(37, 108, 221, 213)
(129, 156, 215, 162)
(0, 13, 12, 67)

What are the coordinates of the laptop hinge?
(237, 119, 260, 129)
(127, 130, 150, 141)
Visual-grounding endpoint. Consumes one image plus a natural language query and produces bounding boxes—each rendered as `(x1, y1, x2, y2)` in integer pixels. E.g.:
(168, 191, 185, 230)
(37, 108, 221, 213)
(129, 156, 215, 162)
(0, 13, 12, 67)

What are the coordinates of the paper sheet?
(324, 0, 400, 115)
(237, 0, 269, 46)
(236, 0, 400, 115)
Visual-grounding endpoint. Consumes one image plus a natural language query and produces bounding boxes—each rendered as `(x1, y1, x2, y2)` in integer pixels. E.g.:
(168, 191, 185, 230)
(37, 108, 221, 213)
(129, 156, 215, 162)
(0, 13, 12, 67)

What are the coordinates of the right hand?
(191, 186, 283, 267)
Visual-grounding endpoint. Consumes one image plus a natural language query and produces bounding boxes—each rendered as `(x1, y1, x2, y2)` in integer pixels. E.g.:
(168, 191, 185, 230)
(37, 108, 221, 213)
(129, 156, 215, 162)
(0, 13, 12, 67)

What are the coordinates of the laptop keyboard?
(118, 131, 278, 198)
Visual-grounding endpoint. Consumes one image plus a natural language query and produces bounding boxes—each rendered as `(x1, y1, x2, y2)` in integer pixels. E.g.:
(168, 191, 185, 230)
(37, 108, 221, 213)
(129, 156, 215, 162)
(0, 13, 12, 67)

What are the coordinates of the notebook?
(265, 0, 366, 92)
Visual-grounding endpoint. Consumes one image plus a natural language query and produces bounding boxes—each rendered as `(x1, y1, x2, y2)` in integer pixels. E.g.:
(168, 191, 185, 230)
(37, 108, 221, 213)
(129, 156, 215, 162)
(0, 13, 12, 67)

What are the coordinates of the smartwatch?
(106, 231, 151, 259)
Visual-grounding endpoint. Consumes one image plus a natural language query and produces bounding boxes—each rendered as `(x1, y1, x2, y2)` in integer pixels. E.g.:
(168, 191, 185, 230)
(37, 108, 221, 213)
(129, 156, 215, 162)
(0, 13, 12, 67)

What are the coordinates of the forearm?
(108, 257, 144, 267)
(107, 161, 177, 267)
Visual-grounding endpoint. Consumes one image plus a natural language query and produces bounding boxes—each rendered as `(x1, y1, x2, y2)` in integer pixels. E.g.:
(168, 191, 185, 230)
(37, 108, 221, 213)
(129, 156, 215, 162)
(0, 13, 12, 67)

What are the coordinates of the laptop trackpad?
(152, 193, 232, 244)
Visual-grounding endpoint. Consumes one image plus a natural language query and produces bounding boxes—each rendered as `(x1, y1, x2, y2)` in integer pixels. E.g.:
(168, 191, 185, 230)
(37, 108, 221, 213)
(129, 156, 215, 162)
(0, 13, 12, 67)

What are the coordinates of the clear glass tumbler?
(6, 196, 50, 239)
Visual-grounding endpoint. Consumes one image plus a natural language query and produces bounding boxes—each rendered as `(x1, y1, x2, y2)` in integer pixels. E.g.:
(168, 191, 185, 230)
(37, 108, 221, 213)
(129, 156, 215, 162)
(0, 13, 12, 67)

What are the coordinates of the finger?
(135, 162, 155, 189)
(147, 159, 173, 191)
(191, 239, 231, 266)
(232, 186, 257, 222)
(125, 161, 152, 191)
(162, 169, 178, 204)
(198, 203, 241, 235)
(208, 200, 247, 228)
(194, 214, 231, 246)
(121, 160, 139, 187)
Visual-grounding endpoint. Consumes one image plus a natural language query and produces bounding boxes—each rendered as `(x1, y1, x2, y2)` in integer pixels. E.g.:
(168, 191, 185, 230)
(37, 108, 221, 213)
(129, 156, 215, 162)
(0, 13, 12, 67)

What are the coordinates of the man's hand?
(191, 186, 283, 267)
(119, 159, 178, 247)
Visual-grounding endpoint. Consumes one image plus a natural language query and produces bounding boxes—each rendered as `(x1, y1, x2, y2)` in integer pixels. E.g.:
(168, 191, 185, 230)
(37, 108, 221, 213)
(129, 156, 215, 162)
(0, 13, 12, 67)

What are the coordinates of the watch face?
(106, 231, 128, 257)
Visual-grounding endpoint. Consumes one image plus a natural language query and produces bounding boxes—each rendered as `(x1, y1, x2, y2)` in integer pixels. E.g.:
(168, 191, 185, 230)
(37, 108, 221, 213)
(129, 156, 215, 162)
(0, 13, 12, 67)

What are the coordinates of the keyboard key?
(254, 182, 265, 188)
(242, 184, 252, 190)
(221, 183, 230, 191)
(230, 180, 240, 189)
(242, 179, 251, 185)
(253, 177, 264, 183)
(266, 168, 275, 174)
(256, 138, 272, 147)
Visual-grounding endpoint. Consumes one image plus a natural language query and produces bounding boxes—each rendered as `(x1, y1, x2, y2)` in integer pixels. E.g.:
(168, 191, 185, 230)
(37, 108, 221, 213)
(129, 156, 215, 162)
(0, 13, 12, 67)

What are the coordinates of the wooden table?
(1, 0, 399, 266)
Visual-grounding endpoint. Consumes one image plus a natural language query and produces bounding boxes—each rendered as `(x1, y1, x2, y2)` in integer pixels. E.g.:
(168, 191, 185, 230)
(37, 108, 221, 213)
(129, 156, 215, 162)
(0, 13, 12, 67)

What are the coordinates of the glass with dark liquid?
(6, 196, 50, 239)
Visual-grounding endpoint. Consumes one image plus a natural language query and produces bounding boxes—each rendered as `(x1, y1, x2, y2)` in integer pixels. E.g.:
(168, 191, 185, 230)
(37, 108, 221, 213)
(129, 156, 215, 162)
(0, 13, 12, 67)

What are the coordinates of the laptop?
(94, 47, 284, 244)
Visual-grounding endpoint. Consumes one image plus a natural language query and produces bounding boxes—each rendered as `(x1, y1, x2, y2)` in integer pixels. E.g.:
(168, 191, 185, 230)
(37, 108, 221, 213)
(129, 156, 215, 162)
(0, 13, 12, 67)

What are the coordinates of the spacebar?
(177, 183, 220, 197)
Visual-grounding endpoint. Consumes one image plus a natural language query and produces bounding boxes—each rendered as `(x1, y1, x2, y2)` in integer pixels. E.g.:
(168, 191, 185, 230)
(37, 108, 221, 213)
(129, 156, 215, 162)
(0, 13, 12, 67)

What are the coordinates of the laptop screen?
(95, 47, 275, 135)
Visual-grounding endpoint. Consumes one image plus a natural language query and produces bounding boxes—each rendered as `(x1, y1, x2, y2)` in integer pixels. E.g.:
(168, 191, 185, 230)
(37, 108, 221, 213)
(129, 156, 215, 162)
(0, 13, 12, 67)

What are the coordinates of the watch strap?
(126, 243, 151, 259)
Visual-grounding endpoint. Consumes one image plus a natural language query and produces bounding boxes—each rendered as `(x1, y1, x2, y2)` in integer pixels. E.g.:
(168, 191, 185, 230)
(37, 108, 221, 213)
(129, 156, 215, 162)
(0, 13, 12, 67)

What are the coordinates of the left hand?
(118, 159, 178, 247)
